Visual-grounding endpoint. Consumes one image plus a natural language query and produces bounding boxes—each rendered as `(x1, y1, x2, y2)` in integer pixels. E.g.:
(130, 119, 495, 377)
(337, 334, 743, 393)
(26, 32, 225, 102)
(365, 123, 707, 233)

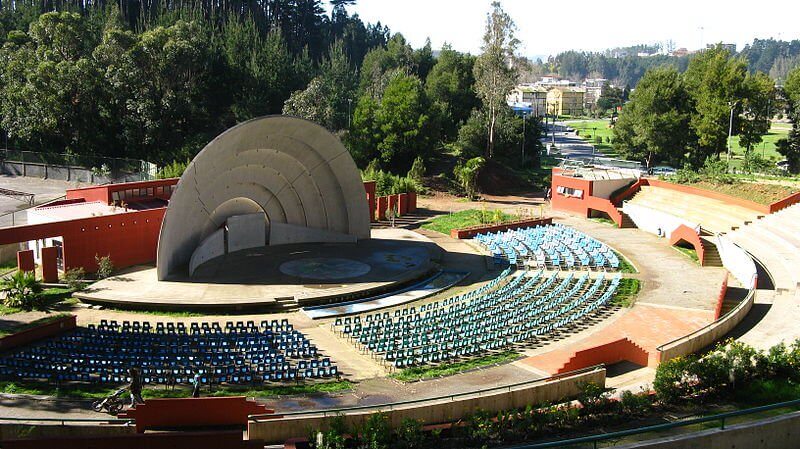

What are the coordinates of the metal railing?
(249, 365, 604, 421)
(0, 195, 66, 228)
(507, 398, 800, 448)
(0, 416, 133, 426)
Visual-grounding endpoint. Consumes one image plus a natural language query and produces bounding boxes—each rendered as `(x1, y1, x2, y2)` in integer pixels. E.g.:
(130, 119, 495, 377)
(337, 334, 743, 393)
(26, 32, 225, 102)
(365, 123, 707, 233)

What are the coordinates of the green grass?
(614, 251, 637, 274)
(729, 124, 790, 161)
(99, 307, 207, 318)
(390, 351, 520, 382)
(0, 260, 18, 273)
(421, 209, 519, 236)
(589, 217, 616, 226)
(668, 179, 798, 205)
(0, 288, 76, 316)
(0, 379, 353, 399)
(673, 246, 699, 264)
(564, 119, 617, 156)
(0, 313, 72, 338)
(611, 278, 640, 307)
(732, 379, 800, 406)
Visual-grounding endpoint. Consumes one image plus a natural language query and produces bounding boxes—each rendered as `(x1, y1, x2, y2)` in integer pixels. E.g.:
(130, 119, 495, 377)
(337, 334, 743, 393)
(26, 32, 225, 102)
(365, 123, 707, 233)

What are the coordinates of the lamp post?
(727, 100, 739, 170)
(347, 98, 353, 129)
(521, 111, 528, 165)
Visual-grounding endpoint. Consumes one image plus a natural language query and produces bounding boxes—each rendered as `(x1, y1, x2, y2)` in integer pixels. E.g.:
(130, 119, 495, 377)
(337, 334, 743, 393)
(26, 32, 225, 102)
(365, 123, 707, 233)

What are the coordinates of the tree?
(1, 270, 44, 311)
(454, 156, 485, 199)
(777, 67, 800, 173)
(426, 44, 478, 140)
(612, 67, 692, 169)
(683, 46, 748, 163)
(473, 1, 519, 158)
(738, 71, 776, 153)
(95, 254, 114, 279)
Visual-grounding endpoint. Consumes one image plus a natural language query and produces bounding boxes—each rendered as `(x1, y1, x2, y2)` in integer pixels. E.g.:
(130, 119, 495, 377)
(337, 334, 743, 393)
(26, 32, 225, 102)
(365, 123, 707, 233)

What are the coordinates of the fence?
(0, 149, 157, 184)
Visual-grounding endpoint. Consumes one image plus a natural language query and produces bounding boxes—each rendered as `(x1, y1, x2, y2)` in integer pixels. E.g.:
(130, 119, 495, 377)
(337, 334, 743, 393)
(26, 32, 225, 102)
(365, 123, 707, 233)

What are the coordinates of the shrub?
(453, 156, 485, 199)
(157, 160, 189, 179)
(362, 412, 392, 449)
(312, 415, 348, 449)
(95, 254, 114, 279)
(577, 382, 616, 416)
(395, 418, 425, 449)
(620, 389, 652, 416)
(407, 156, 425, 182)
(653, 355, 699, 403)
(1, 271, 44, 311)
(62, 267, 86, 291)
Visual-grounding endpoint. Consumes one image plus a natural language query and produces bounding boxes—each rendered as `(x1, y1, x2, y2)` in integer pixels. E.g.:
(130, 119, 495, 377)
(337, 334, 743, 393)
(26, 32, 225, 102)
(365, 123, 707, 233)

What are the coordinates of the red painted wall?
(67, 178, 178, 204)
(41, 246, 59, 282)
(550, 173, 594, 216)
(2, 431, 264, 449)
(119, 397, 271, 433)
(398, 193, 409, 215)
(0, 315, 76, 352)
(714, 273, 729, 320)
(669, 224, 706, 266)
(0, 208, 165, 273)
(16, 250, 34, 272)
(558, 338, 650, 373)
(364, 181, 377, 222)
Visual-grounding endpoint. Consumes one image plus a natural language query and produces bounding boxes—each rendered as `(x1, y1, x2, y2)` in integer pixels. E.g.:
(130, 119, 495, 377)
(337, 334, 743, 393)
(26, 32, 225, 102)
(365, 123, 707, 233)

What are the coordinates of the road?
(541, 121, 598, 159)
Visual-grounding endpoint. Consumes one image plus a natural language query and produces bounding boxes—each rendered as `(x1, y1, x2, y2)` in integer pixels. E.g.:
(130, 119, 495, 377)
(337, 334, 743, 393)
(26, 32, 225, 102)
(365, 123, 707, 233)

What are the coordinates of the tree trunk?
(487, 107, 496, 159)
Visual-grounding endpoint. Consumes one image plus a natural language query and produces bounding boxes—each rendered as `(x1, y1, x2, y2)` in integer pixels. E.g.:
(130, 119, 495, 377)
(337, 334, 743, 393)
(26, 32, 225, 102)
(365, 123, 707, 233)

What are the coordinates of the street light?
(521, 111, 528, 165)
(727, 100, 740, 169)
(347, 98, 353, 129)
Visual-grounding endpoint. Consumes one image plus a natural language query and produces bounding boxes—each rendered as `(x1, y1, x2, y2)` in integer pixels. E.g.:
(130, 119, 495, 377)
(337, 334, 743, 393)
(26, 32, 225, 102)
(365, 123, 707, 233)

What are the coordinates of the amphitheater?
(1, 119, 800, 448)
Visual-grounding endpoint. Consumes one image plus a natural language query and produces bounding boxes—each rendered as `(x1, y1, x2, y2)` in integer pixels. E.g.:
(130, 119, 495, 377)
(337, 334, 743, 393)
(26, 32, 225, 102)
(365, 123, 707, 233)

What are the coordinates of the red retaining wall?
(714, 272, 730, 320)
(41, 246, 59, 283)
(669, 224, 707, 266)
(0, 315, 76, 352)
(16, 250, 34, 272)
(119, 396, 272, 433)
(66, 178, 178, 204)
(1, 431, 263, 449)
(557, 338, 650, 373)
(450, 217, 553, 239)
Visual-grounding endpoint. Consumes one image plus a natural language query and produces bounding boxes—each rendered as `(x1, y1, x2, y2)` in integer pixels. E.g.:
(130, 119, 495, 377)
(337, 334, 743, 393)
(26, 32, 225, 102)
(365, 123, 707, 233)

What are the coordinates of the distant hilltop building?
(672, 47, 690, 57)
(546, 87, 586, 116)
(707, 43, 736, 53)
(507, 76, 587, 117)
(582, 78, 608, 109)
(507, 84, 548, 117)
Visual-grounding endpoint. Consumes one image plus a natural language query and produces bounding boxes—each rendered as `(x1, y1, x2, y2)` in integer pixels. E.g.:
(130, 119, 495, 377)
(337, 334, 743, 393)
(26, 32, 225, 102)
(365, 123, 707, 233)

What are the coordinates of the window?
(557, 186, 584, 199)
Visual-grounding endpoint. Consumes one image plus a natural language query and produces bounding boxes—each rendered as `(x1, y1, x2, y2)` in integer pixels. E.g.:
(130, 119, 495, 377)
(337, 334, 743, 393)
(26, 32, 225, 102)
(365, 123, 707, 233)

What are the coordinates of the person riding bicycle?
(128, 367, 144, 408)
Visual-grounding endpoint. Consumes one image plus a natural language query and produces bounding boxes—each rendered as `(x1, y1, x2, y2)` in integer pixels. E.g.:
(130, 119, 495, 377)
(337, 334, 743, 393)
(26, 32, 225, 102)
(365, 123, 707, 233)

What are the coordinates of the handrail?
(656, 286, 755, 353)
(249, 365, 604, 421)
(0, 194, 67, 227)
(506, 397, 800, 448)
(0, 416, 133, 425)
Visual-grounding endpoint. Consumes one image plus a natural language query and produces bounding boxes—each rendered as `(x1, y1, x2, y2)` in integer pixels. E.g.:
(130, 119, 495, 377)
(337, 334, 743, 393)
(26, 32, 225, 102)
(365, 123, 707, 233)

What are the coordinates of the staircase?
(275, 296, 299, 312)
(618, 210, 635, 229)
(700, 236, 723, 267)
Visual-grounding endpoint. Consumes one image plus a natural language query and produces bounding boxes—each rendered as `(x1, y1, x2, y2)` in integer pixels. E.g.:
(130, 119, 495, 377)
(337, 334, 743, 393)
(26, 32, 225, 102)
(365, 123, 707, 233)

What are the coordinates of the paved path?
(542, 122, 598, 159)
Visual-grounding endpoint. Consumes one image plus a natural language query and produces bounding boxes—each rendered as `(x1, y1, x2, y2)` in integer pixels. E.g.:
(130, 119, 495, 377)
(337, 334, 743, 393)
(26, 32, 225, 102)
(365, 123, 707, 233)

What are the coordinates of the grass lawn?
(673, 246, 699, 264)
(0, 379, 353, 399)
(611, 278, 640, 307)
(421, 209, 519, 236)
(0, 288, 76, 316)
(0, 313, 72, 338)
(390, 351, 519, 382)
(729, 124, 790, 161)
(564, 119, 617, 156)
(673, 180, 798, 205)
(614, 250, 637, 274)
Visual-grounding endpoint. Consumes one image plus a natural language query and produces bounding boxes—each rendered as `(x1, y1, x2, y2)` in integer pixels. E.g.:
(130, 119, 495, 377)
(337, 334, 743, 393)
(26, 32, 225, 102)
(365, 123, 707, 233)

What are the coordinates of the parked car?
(650, 166, 677, 176)
(776, 160, 790, 171)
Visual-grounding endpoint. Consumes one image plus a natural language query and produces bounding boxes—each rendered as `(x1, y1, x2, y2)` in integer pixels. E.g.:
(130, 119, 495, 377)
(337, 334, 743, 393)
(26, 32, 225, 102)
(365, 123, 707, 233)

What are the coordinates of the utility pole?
(727, 100, 739, 170)
(521, 112, 527, 165)
(347, 98, 352, 129)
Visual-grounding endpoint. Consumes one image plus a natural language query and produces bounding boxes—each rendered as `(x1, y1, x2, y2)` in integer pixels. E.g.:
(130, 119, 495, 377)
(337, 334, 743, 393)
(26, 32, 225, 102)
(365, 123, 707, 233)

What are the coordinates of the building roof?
(27, 201, 125, 223)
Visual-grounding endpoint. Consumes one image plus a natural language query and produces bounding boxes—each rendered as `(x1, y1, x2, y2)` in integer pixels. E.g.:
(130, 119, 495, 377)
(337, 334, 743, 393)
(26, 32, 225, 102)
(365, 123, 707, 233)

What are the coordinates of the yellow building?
(507, 85, 548, 117)
(546, 87, 586, 116)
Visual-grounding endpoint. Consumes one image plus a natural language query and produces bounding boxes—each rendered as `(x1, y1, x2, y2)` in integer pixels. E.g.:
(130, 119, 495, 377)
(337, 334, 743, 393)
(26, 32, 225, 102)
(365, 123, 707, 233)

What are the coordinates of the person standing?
(128, 368, 144, 408)
(192, 372, 202, 398)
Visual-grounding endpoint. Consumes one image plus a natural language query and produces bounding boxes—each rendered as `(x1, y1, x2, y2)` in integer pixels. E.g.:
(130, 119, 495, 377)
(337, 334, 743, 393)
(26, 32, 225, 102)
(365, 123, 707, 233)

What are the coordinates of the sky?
(325, 0, 800, 58)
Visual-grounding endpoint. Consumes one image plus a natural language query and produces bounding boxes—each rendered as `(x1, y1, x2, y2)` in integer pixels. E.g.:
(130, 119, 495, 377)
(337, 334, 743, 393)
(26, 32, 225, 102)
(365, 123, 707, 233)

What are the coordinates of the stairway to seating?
(626, 186, 763, 234)
(619, 210, 635, 229)
(700, 237, 723, 267)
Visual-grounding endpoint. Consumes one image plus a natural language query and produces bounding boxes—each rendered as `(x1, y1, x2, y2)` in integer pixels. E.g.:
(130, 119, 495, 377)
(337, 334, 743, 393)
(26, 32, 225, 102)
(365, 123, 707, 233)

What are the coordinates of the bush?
(62, 267, 86, 291)
(1, 271, 44, 311)
(95, 254, 114, 279)
(362, 412, 392, 449)
(577, 382, 616, 416)
(157, 160, 188, 179)
(453, 156, 485, 199)
(395, 418, 425, 449)
(653, 355, 699, 403)
(620, 389, 652, 416)
(407, 156, 425, 182)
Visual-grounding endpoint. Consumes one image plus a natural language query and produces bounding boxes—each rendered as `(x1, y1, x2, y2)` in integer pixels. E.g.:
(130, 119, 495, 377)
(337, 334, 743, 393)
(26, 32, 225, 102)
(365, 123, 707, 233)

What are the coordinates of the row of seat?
(0, 321, 337, 385)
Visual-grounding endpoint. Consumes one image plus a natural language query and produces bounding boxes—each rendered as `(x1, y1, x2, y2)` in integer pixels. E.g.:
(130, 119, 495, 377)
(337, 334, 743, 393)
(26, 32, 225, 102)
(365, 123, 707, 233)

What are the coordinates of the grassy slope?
(674, 180, 797, 205)
(421, 209, 518, 235)
(391, 351, 519, 382)
(564, 119, 617, 156)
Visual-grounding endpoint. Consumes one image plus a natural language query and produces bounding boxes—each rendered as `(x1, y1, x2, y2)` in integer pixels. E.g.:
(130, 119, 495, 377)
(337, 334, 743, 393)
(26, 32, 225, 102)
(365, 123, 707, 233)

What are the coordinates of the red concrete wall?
(0, 208, 165, 273)
(2, 431, 263, 449)
(450, 217, 553, 239)
(364, 181, 377, 223)
(41, 246, 59, 283)
(376, 196, 388, 221)
(714, 273, 729, 320)
(66, 179, 178, 204)
(0, 315, 76, 352)
(408, 192, 417, 212)
(16, 250, 34, 272)
(388, 194, 399, 216)
(398, 193, 409, 215)
(769, 191, 800, 213)
(119, 397, 271, 433)
(550, 173, 594, 216)
(610, 178, 647, 205)
(557, 338, 650, 373)
(669, 224, 706, 266)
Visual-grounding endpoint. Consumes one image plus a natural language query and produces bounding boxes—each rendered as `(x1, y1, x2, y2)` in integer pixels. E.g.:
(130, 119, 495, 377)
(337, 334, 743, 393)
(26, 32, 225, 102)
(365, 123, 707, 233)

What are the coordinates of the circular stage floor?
(77, 229, 438, 310)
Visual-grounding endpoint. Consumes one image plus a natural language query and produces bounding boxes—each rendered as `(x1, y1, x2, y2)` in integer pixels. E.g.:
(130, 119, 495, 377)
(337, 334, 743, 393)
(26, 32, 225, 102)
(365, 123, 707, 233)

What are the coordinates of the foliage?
(612, 67, 692, 169)
(777, 67, 800, 173)
(362, 412, 392, 449)
(62, 267, 86, 291)
(620, 389, 652, 416)
(425, 44, 478, 140)
(362, 164, 419, 197)
(157, 160, 188, 179)
(395, 418, 425, 449)
(576, 382, 615, 416)
(473, 1, 520, 158)
(0, 270, 44, 311)
(94, 254, 114, 279)
(611, 278, 640, 307)
(653, 355, 699, 403)
(453, 156, 485, 199)
(407, 156, 425, 182)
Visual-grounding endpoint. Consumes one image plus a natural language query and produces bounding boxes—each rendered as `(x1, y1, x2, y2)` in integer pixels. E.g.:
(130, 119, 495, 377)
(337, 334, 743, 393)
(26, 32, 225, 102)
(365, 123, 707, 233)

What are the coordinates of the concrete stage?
(77, 229, 443, 311)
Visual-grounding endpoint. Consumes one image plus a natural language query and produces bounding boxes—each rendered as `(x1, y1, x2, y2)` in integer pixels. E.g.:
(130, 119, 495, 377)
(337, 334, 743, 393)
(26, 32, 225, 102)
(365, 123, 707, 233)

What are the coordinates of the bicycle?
(91, 387, 127, 415)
